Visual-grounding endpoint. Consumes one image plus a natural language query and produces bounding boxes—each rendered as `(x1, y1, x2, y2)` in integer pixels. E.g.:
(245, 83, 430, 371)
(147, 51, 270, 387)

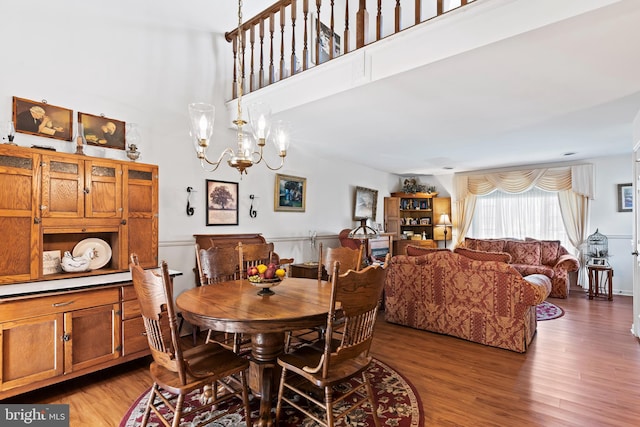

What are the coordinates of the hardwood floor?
(5, 288, 640, 426)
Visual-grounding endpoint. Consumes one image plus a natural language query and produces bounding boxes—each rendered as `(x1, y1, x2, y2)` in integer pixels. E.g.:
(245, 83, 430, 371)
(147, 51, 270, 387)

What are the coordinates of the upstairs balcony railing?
(225, 0, 476, 98)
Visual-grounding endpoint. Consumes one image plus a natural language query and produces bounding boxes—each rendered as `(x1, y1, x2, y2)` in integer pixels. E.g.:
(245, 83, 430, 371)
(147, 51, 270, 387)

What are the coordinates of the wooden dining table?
(176, 276, 332, 427)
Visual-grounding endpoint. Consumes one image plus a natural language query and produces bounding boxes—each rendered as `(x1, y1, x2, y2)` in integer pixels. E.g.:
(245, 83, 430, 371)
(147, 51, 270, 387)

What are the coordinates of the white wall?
(0, 1, 633, 299)
(0, 0, 395, 297)
(588, 154, 634, 295)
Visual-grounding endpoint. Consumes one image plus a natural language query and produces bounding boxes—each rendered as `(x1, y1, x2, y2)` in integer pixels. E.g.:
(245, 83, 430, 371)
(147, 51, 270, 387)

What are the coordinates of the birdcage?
(587, 229, 608, 266)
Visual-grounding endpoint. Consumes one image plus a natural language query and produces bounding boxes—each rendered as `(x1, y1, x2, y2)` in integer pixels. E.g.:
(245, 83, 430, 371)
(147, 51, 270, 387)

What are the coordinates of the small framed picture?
(310, 13, 340, 65)
(275, 174, 306, 212)
(206, 179, 239, 226)
(617, 183, 633, 212)
(420, 217, 430, 225)
(78, 112, 126, 150)
(353, 186, 378, 221)
(13, 96, 73, 141)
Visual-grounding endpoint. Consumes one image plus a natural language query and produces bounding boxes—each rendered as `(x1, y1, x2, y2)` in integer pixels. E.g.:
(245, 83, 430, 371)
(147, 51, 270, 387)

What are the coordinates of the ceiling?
(236, 0, 640, 176)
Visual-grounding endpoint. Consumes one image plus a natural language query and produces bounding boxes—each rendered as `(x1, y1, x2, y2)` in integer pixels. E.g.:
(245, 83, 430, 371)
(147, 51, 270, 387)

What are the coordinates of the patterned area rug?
(120, 358, 422, 427)
(536, 300, 565, 321)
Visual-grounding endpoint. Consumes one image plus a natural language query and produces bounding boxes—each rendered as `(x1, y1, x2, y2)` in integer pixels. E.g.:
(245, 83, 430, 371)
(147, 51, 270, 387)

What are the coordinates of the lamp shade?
(188, 103, 215, 152)
(247, 102, 272, 143)
(437, 214, 452, 227)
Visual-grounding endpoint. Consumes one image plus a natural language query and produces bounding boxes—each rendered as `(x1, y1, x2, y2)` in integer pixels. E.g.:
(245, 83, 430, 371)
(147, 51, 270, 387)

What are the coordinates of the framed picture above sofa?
(617, 183, 632, 212)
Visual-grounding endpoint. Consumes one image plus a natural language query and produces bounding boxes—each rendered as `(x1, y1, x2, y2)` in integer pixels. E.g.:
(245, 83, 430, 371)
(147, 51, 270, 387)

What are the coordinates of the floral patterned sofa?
(460, 238, 579, 298)
(384, 251, 550, 352)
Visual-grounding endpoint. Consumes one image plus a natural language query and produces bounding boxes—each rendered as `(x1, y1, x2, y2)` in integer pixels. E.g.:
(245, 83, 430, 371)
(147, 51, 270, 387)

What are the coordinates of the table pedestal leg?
(249, 332, 284, 427)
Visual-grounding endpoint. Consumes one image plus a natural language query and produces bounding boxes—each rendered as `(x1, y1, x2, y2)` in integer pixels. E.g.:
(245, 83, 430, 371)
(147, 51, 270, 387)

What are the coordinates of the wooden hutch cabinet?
(0, 144, 159, 399)
(384, 192, 451, 253)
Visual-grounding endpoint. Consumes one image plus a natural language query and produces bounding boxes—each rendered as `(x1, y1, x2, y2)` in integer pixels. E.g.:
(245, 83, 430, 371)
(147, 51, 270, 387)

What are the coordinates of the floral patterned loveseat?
(384, 251, 550, 353)
(460, 238, 579, 298)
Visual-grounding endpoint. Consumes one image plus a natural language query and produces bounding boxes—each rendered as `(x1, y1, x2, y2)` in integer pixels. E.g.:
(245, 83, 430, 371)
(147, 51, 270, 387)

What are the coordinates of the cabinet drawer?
(121, 284, 137, 301)
(0, 288, 119, 322)
(122, 300, 141, 319)
(122, 317, 149, 356)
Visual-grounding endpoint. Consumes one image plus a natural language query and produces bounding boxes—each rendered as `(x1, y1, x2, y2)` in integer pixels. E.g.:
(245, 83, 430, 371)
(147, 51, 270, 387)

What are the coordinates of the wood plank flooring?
(5, 288, 640, 426)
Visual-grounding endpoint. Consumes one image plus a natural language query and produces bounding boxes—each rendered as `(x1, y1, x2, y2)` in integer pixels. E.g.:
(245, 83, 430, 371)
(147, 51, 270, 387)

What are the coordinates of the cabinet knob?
(83, 187, 90, 194)
(121, 219, 127, 225)
(62, 333, 71, 342)
(34, 217, 41, 224)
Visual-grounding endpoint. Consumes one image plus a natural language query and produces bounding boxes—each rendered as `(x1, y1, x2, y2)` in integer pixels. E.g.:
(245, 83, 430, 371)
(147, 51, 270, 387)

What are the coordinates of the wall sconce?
(249, 194, 258, 218)
(186, 187, 196, 216)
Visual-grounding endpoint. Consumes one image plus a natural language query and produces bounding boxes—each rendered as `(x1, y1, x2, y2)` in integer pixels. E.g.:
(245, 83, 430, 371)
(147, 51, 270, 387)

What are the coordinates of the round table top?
(176, 277, 333, 334)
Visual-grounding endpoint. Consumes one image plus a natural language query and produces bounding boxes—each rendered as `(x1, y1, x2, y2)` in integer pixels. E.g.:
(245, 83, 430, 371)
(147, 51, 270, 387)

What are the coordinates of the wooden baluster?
(437, 0, 443, 15)
(241, 26, 246, 95)
(291, 0, 297, 75)
(315, 0, 321, 65)
(269, 13, 275, 84)
(415, 0, 421, 25)
(249, 25, 255, 92)
(356, 0, 368, 48)
(232, 34, 238, 99)
(376, 0, 382, 41)
(303, 0, 309, 70)
(344, 0, 350, 53)
(329, 0, 335, 60)
(259, 19, 265, 88)
(395, 0, 401, 33)
(461, 0, 468, 5)
(280, 4, 285, 80)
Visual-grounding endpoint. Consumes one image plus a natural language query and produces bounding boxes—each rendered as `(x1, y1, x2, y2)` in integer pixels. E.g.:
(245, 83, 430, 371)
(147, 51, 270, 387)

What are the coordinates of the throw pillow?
(525, 238, 560, 266)
(406, 245, 450, 256)
(454, 247, 512, 263)
(464, 238, 506, 252)
(506, 241, 542, 265)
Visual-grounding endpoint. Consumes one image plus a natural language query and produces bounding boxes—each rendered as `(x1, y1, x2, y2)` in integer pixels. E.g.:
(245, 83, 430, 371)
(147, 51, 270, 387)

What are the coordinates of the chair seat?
(150, 342, 249, 395)
(278, 344, 372, 388)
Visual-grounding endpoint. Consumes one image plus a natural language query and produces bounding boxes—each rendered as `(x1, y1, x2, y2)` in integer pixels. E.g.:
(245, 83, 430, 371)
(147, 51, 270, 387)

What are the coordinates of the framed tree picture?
(78, 112, 126, 150)
(12, 96, 73, 141)
(206, 179, 239, 225)
(274, 174, 306, 212)
(353, 186, 378, 221)
(617, 183, 633, 212)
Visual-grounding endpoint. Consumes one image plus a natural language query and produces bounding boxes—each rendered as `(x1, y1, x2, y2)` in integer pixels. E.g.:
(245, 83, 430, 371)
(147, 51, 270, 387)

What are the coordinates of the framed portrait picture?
(78, 112, 126, 150)
(275, 174, 306, 212)
(353, 186, 378, 221)
(310, 14, 340, 65)
(206, 179, 239, 226)
(617, 183, 633, 212)
(12, 96, 73, 141)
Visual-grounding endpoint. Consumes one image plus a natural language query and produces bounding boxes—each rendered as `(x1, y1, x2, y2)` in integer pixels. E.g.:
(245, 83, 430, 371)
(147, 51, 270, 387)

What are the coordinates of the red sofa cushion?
(454, 247, 512, 263)
(406, 245, 450, 256)
(464, 237, 506, 252)
(505, 240, 541, 265)
(526, 238, 561, 266)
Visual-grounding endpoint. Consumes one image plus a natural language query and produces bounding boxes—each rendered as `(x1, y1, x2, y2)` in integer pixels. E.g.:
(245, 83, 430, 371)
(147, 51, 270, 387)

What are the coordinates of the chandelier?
(188, 0, 290, 175)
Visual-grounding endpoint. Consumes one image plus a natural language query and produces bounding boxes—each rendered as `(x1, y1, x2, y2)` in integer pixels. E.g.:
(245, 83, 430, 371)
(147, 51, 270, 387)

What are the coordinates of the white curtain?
(454, 164, 594, 254)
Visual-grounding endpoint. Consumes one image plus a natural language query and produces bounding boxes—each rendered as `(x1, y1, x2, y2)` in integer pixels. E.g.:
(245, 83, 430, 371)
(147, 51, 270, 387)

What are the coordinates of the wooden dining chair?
(129, 254, 252, 427)
(275, 259, 388, 427)
(193, 244, 249, 353)
(285, 243, 366, 352)
(238, 241, 274, 278)
(319, 242, 364, 282)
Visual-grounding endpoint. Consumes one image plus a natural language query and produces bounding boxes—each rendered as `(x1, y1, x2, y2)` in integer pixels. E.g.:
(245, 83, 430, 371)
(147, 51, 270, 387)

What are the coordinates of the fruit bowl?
(248, 275, 283, 296)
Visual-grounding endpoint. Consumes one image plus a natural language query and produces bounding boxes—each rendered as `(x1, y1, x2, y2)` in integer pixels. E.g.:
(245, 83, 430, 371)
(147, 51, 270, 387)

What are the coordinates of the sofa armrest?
(522, 274, 551, 305)
(554, 254, 580, 272)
